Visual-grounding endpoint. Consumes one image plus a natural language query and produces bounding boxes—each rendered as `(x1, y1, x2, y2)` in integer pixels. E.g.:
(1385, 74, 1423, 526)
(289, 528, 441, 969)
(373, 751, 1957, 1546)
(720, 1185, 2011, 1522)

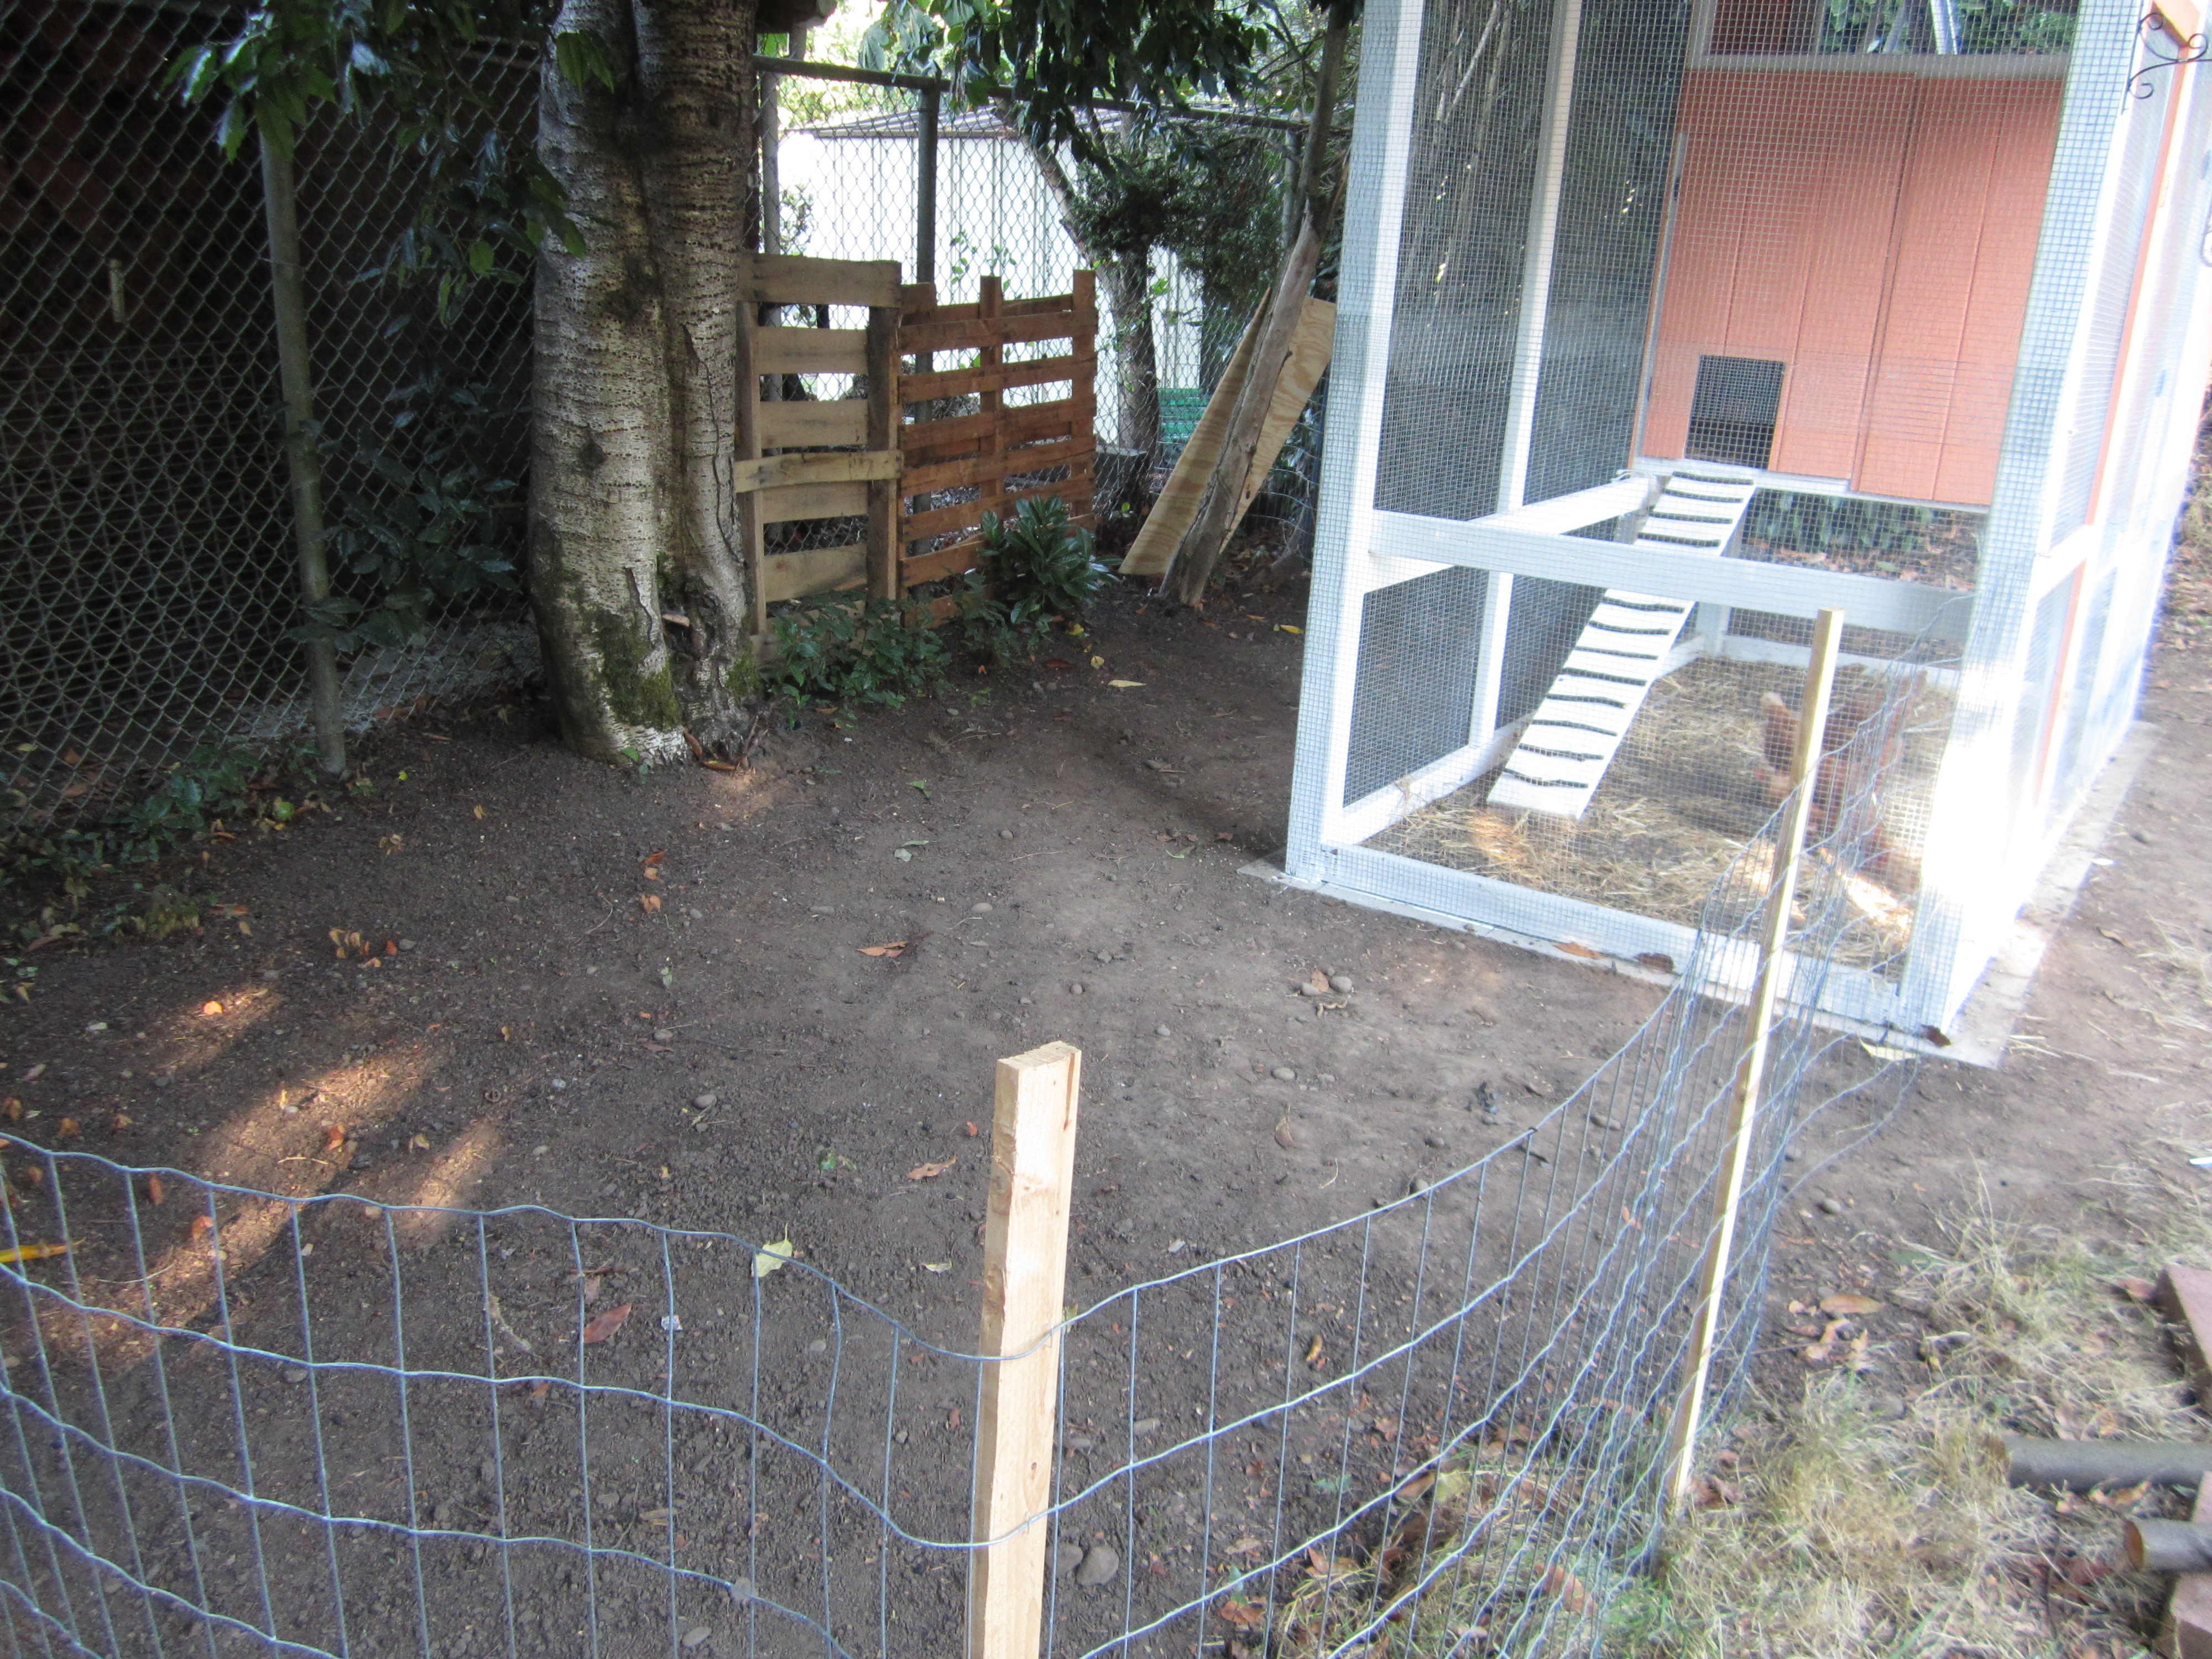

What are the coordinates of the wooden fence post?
(1661, 607, 1846, 1515)
(967, 1042, 1082, 1659)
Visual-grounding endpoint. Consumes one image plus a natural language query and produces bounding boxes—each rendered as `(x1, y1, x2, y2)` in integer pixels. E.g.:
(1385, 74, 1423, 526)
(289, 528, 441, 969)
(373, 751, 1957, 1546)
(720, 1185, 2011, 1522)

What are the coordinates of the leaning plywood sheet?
(1486, 468, 1760, 820)
(1120, 297, 1335, 578)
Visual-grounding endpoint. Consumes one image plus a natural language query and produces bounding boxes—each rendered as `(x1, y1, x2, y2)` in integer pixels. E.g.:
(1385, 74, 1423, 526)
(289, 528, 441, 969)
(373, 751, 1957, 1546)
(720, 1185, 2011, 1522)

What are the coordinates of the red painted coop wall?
(1641, 69, 2062, 505)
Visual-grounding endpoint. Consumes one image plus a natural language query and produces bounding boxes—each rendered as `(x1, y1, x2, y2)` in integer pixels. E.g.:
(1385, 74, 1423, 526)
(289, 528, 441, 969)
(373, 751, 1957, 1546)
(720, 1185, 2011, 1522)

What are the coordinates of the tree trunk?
(1100, 253, 1160, 461)
(530, 0, 755, 765)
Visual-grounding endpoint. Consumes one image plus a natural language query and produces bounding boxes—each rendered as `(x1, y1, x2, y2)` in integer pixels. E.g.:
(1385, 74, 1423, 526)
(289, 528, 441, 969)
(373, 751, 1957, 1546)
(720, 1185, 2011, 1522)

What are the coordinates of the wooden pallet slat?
(759, 478, 872, 524)
(900, 351, 1093, 406)
(764, 542, 868, 603)
(758, 400, 869, 449)
(745, 253, 900, 309)
(755, 326, 870, 377)
(735, 450, 900, 493)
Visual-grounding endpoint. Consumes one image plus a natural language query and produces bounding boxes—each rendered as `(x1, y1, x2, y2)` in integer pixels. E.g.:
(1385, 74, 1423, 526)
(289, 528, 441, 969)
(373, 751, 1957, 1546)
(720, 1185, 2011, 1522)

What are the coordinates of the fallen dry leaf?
(858, 941, 909, 959)
(754, 1238, 795, 1280)
(644, 851, 666, 867)
(0, 1242, 70, 1266)
(323, 1124, 347, 1154)
(907, 1159, 956, 1181)
(964, 1121, 979, 1136)
(702, 758, 738, 772)
(1274, 1121, 1300, 1150)
(1107, 679, 1145, 688)
(1802, 1318, 1846, 1363)
(1305, 1334, 1324, 1368)
(1214, 1598, 1267, 1629)
(639, 894, 662, 913)
(201, 1000, 225, 1016)
(189, 1214, 213, 1242)
(144, 1174, 165, 1206)
(581, 1302, 634, 1345)
(1818, 1292, 1883, 1317)
(1556, 941, 1601, 959)
(644, 867, 662, 881)
(1, 1099, 17, 1122)
(56, 1118, 78, 1140)
(2112, 1276, 2159, 1303)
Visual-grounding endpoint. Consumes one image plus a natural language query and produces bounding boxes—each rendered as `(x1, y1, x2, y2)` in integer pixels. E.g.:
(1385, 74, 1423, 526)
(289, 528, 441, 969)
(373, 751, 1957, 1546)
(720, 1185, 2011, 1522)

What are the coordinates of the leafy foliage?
(309, 362, 524, 650)
(4, 743, 265, 901)
(979, 494, 1109, 619)
(770, 596, 953, 712)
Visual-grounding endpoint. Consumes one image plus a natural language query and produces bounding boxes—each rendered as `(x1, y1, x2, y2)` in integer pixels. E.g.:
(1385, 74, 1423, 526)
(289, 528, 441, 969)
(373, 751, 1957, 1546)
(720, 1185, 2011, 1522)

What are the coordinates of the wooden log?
(754, 326, 869, 377)
(2131, 1521, 2212, 1574)
(735, 293, 766, 640)
(758, 400, 868, 449)
(1997, 1436, 2212, 1491)
(733, 450, 898, 493)
(743, 253, 900, 309)
(966, 1042, 1082, 1659)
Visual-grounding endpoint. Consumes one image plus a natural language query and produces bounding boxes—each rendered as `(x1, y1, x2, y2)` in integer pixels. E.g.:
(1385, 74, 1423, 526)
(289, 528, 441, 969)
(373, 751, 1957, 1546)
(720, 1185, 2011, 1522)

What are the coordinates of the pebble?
(1000, 829, 1014, 839)
(1067, 1436, 1096, 1452)
(281, 1365, 308, 1384)
(1131, 1417, 1162, 1436)
(727, 1579, 755, 1605)
(1069, 982, 1085, 994)
(1783, 1147, 1803, 1162)
(1271, 1066, 1296, 1082)
(1818, 1196, 1845, 1215)
(2135, 829, 2156, 844)
(971, 902, 994, 914)
(550, 1079, 567, 1092)
(806, 1338, 827, 1356)
(1423, 1135, 1446, 1149)
(693, 1093, 719, 1110)
(681, 1625, 713, 1651)
(654, 1028, 675, 1042)
(1095, 951, 1112, 963)
(1074, 1543, 1120, 1588)
(1589, 1114, 1620, 1131)
(1155, 1025, 1171, 1037)
(1329, 975, 1354, 994)
(399, 940, 416, 951)
(1317, 1073, 1335, 1083)
(1056, 1543, 1085, 1575)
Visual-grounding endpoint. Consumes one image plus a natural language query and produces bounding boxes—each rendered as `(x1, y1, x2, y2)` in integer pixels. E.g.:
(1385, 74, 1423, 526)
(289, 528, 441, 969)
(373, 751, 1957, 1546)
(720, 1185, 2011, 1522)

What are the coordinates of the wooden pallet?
(734, 252, 902, 645)
(896, 272, 1097, 593)
(1486, 467, 1761, 819)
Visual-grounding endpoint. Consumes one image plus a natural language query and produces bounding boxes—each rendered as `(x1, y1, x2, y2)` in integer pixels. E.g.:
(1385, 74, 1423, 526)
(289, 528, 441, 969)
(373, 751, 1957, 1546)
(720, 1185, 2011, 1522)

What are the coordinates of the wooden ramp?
(1486, 467, 1760, 819)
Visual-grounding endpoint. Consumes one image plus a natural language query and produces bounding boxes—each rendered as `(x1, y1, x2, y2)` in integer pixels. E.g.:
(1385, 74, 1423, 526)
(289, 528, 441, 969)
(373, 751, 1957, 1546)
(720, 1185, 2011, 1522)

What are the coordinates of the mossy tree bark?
(530, 0, 757, 764)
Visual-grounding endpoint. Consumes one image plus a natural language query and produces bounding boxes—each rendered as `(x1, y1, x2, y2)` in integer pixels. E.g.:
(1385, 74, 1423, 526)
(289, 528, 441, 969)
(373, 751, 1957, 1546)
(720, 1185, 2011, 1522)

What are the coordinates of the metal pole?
(916, 85, 940, 287)
(257, 133, 345, 776)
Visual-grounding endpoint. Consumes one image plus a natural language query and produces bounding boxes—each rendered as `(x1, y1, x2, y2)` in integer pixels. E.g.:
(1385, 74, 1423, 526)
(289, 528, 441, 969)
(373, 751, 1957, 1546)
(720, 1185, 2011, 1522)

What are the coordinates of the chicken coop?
(1286, 0, 2212, 1036)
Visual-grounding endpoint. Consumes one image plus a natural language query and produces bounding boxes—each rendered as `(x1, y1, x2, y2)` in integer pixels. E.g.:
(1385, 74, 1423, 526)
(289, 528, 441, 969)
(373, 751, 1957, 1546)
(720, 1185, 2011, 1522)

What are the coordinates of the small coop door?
(1640, 67, 2061, 504)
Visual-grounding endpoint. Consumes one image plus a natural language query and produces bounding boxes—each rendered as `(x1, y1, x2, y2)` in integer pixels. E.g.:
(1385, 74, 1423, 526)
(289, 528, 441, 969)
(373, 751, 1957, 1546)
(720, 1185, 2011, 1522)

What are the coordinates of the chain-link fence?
(2, 1, 541, 849)
(0, 664, 1922, 1653)
(4, 26, 1328, 867)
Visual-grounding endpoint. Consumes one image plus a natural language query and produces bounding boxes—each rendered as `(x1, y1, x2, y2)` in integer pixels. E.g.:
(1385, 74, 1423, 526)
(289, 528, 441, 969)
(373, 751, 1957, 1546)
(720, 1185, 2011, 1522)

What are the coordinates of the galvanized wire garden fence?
(0, 639, 1925, 1657)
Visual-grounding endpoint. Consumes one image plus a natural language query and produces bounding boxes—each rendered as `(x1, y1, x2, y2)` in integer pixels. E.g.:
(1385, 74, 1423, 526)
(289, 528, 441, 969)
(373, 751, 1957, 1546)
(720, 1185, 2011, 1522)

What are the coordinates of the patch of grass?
(1632, 1206, 2206, 1657)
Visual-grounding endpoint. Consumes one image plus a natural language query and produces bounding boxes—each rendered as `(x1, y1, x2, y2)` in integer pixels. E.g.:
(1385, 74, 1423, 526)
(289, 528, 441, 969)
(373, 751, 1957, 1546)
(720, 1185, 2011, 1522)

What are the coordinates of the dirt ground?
(4, 529, 2212, 1652)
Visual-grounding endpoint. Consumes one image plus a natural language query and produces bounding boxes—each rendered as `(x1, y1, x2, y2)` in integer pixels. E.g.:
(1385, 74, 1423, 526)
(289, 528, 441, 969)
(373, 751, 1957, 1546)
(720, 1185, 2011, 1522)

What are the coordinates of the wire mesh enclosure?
(1287, 0, 2212, 1039)
(0, 780, 1916, 1657)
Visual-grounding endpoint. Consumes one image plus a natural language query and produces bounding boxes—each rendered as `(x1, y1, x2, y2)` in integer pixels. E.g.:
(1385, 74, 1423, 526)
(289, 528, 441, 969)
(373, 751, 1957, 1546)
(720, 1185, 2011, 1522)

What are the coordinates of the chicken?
(1755, 669, 1919, 889)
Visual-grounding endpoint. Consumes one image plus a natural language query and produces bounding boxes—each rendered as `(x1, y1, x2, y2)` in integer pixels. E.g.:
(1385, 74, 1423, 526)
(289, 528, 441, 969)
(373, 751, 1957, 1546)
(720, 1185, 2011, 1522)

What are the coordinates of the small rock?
(1155, 1025, 1171, 1037)
(1423, 1135, 1445, 1149)
(1000, 828, 1015, 839)
(654, 1028, 675, 1042)
(549, 1078, 567, 1092)
(1317, 1072, 1335, 1083)
(971, 902, 994, 914)
(1589, 1113, 1620, 1131)
(1274, 1122, 1300, 1150)
(1056, 1543, 1085, 1575)
(727, 1578, 755, 1605)
(85, 1021, 107, 1035)
(259, 969, 280, 981)
(1296, 983, 1319, 997)
(2135, 829, 2156, 844)
(681, 1625, 713, 1650)
(1131, 1417, 1162, 1437)
(1783, 1147, 1803, 1162)
(1407, 1177, 1425, 1196)
(1067, 1435, 1097, 1452)
(398, 940, 416, 951)
(1069, 982, 1085, 994)
(687, 906, 705, 920)
(1166, 1239, 1186, 1255)
(806, 1338, 827, 1356)
(1329, 975, 1354, 994)
(1095, 951, 1113, 964)
(693, 1093, 719, 1110)
(1818, 1196, 1845, 1216)
(1272, 1066, 1296, 1082)
(1074, 1544, 1120, 1588)
(281, 1365, 309, 1384)
(479, 1459, 495, 1482)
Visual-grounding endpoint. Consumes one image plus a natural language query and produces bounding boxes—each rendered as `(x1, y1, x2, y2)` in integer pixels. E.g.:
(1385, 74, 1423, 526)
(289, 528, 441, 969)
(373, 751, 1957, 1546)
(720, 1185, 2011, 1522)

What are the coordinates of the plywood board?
(1119, 297, 1335, 578)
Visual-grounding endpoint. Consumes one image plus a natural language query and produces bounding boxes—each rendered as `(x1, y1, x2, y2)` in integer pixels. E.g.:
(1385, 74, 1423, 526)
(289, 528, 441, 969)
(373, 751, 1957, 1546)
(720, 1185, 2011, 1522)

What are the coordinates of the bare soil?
(2, 530, 2210, 1652)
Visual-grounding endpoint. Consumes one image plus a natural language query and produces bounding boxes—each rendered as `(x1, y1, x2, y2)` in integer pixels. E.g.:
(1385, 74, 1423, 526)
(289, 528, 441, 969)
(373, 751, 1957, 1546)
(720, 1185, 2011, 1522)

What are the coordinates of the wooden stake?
(967, 1042, 1081, 1659)
(1662, 607, 1846, 1515)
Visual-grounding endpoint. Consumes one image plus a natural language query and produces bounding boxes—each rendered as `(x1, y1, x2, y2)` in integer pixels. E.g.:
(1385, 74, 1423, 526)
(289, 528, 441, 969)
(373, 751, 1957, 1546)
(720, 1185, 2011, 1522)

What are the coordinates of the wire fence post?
(1661, 606, 1847, 1515)
(968, 1041, 1082, 1659)
(257, 132, 346, 776)
(916, 85, 940, 377)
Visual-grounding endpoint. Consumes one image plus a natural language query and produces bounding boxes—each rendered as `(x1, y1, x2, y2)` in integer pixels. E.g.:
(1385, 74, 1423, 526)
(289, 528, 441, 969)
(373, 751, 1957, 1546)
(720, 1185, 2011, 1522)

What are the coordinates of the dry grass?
(1371, 659, 1945, 972)
(1619, 1199, 2210, 1658)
